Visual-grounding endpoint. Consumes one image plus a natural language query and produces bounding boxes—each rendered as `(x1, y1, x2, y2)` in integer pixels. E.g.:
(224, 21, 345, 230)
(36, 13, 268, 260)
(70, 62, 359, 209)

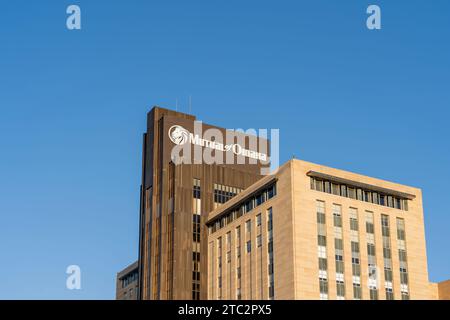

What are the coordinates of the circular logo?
(168, 125, 189, 145)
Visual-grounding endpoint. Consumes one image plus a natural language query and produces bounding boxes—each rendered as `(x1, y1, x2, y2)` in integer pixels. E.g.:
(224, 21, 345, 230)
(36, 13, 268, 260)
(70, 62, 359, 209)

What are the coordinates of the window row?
(208, 184, 277, 234)
(310, 177, 408, 211)
(214, 183, 242, 205)
(121, 270, 138, 288)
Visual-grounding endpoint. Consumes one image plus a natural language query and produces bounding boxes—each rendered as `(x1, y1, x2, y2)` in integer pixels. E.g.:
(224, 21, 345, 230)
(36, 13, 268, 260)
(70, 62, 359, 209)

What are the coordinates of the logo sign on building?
(169, 125, 190, 146)
(168, 122, 279, 176)
(169, 124, 268, 162)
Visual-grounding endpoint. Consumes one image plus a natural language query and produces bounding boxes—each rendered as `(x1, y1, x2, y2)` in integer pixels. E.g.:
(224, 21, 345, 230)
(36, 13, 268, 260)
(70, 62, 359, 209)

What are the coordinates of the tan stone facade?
(206, 159, 439, 300)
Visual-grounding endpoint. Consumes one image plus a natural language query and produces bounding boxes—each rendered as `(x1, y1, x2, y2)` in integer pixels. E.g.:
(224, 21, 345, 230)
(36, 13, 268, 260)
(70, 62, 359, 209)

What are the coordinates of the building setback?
(138, 107, 269, 300)
(206, 159, 439, 300)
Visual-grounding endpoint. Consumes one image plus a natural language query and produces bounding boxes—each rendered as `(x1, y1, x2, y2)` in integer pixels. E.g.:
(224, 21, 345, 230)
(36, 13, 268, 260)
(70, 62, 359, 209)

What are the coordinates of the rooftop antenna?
(189, 95, 192, 114)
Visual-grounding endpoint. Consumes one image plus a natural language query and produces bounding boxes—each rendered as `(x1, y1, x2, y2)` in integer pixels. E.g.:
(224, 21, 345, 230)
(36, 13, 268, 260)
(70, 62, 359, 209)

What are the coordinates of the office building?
(133, 107, 448, 300)
(137, 107, 270, 300)
(116, 261, 139, 300)
(206, 159, 438, 300)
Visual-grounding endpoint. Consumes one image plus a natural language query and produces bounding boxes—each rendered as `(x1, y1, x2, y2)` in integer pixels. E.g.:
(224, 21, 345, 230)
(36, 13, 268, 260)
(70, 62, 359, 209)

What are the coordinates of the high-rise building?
(134, 107, 448, 300)
(137, 107, 270, 300)
(116, 261, 139, 300)
(206, 159, 439, 300)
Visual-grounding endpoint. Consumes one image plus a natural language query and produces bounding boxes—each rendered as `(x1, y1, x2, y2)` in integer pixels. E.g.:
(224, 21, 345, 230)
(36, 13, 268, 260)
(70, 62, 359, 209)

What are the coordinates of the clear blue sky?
(0, 0, 449, 299)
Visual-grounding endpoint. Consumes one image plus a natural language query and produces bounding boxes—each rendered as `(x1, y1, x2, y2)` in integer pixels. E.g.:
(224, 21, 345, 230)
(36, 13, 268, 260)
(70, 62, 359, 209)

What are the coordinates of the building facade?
(438, 280, 450, 300)
(116, 261, 139, 300)
(137, 107, 270, 300)
(206, 159, 437, 300)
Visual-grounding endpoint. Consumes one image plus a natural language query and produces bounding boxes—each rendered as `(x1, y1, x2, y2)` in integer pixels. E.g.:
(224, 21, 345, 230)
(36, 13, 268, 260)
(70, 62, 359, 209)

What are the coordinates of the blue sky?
(0, 0, 449, 299)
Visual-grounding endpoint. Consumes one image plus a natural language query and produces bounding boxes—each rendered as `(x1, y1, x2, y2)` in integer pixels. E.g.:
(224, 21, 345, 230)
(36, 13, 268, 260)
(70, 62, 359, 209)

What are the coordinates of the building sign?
(168, 125, 268, 162)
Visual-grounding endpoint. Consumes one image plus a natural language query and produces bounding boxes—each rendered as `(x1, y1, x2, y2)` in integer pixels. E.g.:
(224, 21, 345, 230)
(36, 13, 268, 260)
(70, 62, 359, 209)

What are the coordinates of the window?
(317, 212, 326, 224)
(218, 237, 222, 251)
(357, 189, 363, 201)
(324, 181, 331, 193)
(315, 179, 324, 192)
(351, 241, 360, 253)
(316, 200, 328, 299)
(319, 278, 329, 300)
(332, 183, 340, 195)
(370, 289, 379, 300)
(318, 235, 327, 247)
(385, 269, 393, 281)
(333, 215, 342, 228)
(397, 218, 410, 294)
(257, 234, 262, 248)
(192, 179, 202, 300)
(372, 192, 379, 204)
(366, 213, 375, 234)
(192, 271, 200, 281)
(335, 238, 343, 251)
(364, 191, 371, 202)
(386, 288, 394, 300)
(336, 260, 344, 274)
(236, 288, 242, 300)
(256, 214, 262, 227)
(340, 185, 347, 197)
(337, 281, 345, 299)
(388, 196, 394, 208)
(267, 184, 276, 199)
(319, 258, 328, 271)
(400, 270, 408, 284)
(350, 217, 358, 231)
(245, 200, 254, 213)
(246, 220, 251, 233)
(256, 193, 265, 206)
(267, 207, 275, 299)
(381, 214, 394, 299)
(367, 244, 376, 256)
(348, 187, 356, 199)
(352, 263, 361, 276)
(399, 250, 407, 262)
(397, 219, 406, 241)
(269, 285, 275, 300)
(246, 241, 251, 253)
(193, 179, 201, 199)
(353, 284, 362, 300)
(267, 207, 273, 237)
